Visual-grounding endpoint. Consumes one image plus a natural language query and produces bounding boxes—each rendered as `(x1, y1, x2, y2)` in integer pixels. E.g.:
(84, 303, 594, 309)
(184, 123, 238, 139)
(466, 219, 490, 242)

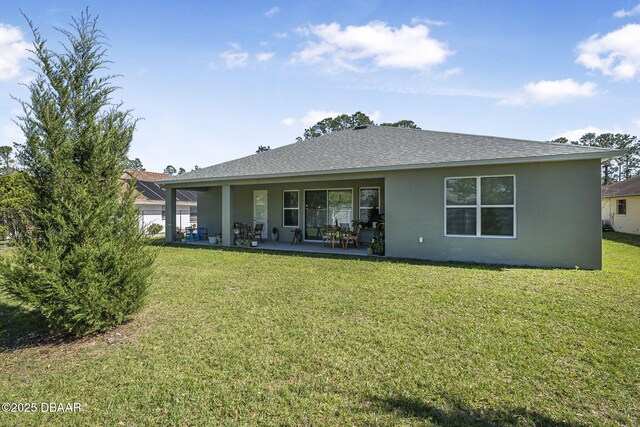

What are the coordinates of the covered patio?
(185, 239, 370, 256)
(162, 173, 385, 257)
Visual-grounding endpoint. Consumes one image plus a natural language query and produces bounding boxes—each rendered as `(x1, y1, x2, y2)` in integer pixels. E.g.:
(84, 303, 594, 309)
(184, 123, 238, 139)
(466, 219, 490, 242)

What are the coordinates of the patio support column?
(221, 185, 233, 246)
(165, 187, 176, 242)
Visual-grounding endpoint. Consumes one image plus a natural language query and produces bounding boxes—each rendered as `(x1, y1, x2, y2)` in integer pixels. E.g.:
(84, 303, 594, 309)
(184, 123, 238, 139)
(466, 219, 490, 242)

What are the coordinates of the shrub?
(0, 224, 8, 241)
(147, 223, 163, 236)
(0, 11, 154, 336)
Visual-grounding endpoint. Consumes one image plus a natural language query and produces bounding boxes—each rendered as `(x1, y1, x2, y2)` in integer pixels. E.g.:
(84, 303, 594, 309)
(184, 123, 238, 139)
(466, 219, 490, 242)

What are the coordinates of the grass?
(1, 233, 638, 426)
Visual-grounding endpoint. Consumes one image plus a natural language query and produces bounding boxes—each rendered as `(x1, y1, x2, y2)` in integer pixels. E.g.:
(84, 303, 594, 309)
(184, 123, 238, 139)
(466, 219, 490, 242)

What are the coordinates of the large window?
(304, 189, 353, 240)
(283, 190, 299, 227)
(617, 199, 627, 215)
(445, 175, 515, 237)
(359, 187, 380, 227)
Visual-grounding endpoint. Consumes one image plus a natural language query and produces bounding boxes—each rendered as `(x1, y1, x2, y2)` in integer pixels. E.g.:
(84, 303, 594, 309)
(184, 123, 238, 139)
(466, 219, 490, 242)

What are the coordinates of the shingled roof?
(122, 170, 197, 203)
(159, 125, 623, 185)
(601, 176, 640, 198)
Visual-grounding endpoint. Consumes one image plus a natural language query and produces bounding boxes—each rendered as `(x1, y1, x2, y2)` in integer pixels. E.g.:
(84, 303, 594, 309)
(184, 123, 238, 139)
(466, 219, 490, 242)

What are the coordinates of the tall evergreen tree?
(0, 146, 15, 175)
(0, 11, 154, 336)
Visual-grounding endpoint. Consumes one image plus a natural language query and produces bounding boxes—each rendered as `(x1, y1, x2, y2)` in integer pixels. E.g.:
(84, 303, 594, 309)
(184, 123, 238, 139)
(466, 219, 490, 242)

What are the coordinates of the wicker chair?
(342, 225, 361, 249)
(321, 225, 336, 248)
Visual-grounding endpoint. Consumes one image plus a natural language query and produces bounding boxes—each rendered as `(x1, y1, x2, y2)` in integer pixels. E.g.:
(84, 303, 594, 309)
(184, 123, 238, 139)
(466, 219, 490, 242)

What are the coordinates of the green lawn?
(1, 234, 638, 426)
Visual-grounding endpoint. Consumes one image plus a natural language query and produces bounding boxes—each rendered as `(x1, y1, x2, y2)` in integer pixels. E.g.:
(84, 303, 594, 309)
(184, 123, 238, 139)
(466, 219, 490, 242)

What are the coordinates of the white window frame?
(282, 190, 300, 228)
(444, 174, 517, 239)
(358, 187, 380, 225)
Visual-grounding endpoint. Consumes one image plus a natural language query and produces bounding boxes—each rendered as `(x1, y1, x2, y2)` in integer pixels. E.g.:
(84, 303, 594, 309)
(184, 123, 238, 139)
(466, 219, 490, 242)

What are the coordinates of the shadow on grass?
(0, 301, 53, 351)
(147, 240, 555, 272)
(602, 231, 640, 248)
(368, 395, 585, 427)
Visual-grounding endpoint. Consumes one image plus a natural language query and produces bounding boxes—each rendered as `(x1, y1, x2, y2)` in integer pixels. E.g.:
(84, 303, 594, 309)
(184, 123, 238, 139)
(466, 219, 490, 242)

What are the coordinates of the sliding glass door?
(304, 189, 353, 240)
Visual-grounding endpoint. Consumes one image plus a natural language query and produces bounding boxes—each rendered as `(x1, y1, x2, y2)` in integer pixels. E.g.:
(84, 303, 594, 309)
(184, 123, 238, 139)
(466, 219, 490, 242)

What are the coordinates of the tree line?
(551, 133, 639, 184)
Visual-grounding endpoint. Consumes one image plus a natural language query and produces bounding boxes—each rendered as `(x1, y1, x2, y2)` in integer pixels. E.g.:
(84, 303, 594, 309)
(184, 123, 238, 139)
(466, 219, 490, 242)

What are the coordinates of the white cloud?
(220, 50, 249, 69)
(501, 79, 598, 106)
(256, 52, 275, 62)
(301, 109, 342, 126)
(0, 23, 30, 80)
(411, 17, 446, 26)
(613, 4, 640, 18)
(280, 117, 295, 126)
(552, 126, 609, 141)
(576, 24, 640, 80)
(633, 118, 640, 129)
(292, 21, 453, 72)
(434, 67, 462, 80)
(265, 7, 280, 17)
(274, 32, 288, 39)
(369, 110, 382, 122)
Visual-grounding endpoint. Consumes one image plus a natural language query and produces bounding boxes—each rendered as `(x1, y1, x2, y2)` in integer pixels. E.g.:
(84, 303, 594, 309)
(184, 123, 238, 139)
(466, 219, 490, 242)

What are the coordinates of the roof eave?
(158, 150, 625, 187)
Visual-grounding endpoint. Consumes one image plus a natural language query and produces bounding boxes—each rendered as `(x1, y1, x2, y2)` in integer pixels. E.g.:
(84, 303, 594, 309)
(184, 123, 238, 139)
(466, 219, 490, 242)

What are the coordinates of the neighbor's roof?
(159, 125, 624, 185)
(121, 170, 197, 203)
(601, 176, 640, 198)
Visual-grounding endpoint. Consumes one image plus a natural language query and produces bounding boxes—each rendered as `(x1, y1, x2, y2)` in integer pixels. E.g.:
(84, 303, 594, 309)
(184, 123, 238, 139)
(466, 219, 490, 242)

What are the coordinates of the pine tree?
(0, 11, 154, 336)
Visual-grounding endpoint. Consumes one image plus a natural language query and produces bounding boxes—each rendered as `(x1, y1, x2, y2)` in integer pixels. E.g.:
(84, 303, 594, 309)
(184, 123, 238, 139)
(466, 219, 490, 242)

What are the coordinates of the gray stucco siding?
(196, 187, 222, 239)
(384, 159, 602, 269)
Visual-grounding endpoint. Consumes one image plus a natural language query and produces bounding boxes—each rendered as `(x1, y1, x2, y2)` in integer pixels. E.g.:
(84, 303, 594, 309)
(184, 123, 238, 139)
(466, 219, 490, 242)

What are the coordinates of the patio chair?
(321, 225, 335, 248)
(251, 223, 264, 243)
(342, 225, 361, 249)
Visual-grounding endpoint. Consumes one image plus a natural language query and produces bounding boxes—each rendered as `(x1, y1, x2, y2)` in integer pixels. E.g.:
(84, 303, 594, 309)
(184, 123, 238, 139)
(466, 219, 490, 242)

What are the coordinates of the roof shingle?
(159, 125, 622, 184)
(601, 176, 640, 198)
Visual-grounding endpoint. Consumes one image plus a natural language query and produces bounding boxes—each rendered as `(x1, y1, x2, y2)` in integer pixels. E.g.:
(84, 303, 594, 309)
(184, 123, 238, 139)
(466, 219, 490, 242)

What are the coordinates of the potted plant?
(251, 240, 258, 247)
(271, 227, 279, 241)
(209, 235, 217, 244)
(175, 227, 184, 242)
(370, 239, 385, 255)
(233, 221, 242, 235)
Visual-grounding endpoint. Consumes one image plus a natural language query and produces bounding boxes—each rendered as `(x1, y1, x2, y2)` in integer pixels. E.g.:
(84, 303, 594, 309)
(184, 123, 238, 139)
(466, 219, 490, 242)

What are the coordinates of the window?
(445, 175, 515, 237)
(190, 206, 197, 223)
(303, 189, 353, 240)
(283, 190, 299, 227)
(359, 187, 380, 227)
(161, 207, 165, 221)
(617, 199, 627, 215)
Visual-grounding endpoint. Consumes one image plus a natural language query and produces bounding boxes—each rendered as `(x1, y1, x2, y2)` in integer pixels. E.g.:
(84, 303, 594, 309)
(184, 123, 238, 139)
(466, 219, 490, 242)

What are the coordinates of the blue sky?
(1, 1, 639, 172)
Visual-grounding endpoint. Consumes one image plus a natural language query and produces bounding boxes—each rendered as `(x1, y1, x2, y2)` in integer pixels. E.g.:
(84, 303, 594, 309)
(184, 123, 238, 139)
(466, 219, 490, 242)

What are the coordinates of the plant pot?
(209, 236, 217, 244)
(271, 233, 279, 241)
(180, 238, 186, 243)
(367, 247, 373, 255)
(251, 241, 258, 247)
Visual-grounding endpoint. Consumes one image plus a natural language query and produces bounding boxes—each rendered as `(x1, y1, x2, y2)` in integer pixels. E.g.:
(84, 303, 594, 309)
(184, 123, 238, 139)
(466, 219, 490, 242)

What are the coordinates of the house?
(121, 170, 198, 233)
(158, 125, 623, 269)
(601, 176, 640, 235)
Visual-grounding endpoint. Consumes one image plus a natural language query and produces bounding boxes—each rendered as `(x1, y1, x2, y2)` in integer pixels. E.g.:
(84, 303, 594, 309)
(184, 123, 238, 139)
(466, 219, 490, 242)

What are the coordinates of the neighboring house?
(601, 176, 640, 235)
(158, 125, 622, 269)
(121, 170, 197, 233)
